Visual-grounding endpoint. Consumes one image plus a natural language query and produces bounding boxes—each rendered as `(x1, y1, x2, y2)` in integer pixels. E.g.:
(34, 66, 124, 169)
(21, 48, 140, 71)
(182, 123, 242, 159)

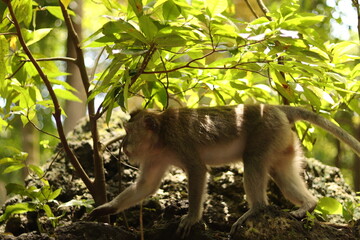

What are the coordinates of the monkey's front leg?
(177, 166, 208, 238)
(89, 161, 167, 219)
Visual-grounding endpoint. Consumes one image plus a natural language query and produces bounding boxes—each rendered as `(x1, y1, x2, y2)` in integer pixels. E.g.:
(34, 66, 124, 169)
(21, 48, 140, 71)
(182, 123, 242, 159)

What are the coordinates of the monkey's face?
(122, 111, 161, 162)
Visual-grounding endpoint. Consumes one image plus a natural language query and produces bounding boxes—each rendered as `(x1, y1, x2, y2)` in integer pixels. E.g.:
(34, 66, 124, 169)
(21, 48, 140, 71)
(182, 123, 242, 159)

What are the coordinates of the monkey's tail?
(278, 105, 360, 157)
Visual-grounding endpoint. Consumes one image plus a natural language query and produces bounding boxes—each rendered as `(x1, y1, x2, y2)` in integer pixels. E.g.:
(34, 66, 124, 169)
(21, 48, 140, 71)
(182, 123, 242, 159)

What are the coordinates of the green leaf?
(13, 0, 33, 27)
(43, 204, 54, 218)
(128, 0, 143, 17)
(205, 0, 228, 17)
(48, 188, 62, 200)
(58, 199, 94, 209)
(0, 203, 35, 223)
(0, 36, 7, 81)
(155, 34, 186, 47)
(26, 29, 52, 46)
(316, 197, 343, 215)
(54, 88, 82, 102)
(60, 0, 71, 8)
(162, 0, 180, 20)
(103, 20, 147, 43)
(0, 157, 18, 164)
(325, 72, 347, 83)
(139, 15, 158, 40)
(3, 164, 25, 174)
(5, 183, 26, 195)
(28, 165, 44, 178)
(46, 6, 64, 20)
(303, 86, 321, 109)
(45, 6, 76, 21)
(283, 15, 325, 27)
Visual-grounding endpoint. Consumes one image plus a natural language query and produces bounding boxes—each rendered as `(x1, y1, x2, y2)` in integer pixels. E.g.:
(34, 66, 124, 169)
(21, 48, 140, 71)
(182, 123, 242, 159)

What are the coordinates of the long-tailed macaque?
(89, 104, 360, 237)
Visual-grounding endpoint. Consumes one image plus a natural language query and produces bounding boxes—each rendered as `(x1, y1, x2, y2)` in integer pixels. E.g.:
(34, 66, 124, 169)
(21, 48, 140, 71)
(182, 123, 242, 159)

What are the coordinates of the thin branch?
(158, 54, 170, 109)
(25, 114, 60, 139)
(244, 0, 259, 18)
(3, 0, 94, 195)
(101, 134, 126, 152)
(21, 57, 76, 63)
(26, 149, 62, 180)
(0, 32, 17, 36)
(143, 60, 273, 76)
(352, 0, 360, 40)
(256, 0, 271, 20)
(90, 47, 106, 81)
(130, 43, 157, 86)
(6, 61, 25, 79)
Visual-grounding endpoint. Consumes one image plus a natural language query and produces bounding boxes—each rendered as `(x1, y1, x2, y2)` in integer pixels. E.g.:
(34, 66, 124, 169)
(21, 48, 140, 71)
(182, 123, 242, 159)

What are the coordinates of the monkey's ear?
(143, 115, 159, 131)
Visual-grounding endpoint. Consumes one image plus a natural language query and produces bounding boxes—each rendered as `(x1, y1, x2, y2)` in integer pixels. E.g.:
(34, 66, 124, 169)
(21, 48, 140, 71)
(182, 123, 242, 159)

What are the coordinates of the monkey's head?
(122, 109, 162, 162)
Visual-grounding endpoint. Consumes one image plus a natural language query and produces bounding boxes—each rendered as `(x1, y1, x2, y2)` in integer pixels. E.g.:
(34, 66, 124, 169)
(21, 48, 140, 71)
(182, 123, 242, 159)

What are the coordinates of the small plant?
(0, 152, 62, 231)
(307, 197, 359, 224)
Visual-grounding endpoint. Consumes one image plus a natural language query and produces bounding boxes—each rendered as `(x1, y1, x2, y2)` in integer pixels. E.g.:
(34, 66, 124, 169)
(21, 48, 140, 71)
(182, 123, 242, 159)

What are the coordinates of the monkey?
(89, 104, 360, 237)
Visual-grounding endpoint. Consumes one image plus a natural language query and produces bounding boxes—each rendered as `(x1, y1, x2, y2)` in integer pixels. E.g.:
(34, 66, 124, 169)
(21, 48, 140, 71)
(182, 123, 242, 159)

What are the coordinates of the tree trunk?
(353, 124, 360, 192)
(64, 0, 86, 134)
(22, 123, 40, 179)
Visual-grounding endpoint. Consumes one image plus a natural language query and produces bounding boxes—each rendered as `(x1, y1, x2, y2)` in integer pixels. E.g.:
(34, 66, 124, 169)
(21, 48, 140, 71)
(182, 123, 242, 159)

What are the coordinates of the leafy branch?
(3, 0, 94, 195)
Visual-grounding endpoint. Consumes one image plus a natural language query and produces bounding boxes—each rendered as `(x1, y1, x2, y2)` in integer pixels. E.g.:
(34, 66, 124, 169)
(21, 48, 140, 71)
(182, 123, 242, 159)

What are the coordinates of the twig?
(139, 201, 144, 240)
(130, 43, 157, 86)
(21, 57, 76, 63)
(244, 0, 259, 18)
(0, 32, 17, 36)
(25, 114, 60, 139)
(90, 47, 106, 81)
(352, 0, 360, 40)
(101, 134, 126, 152)
(26, 149, 62, 180)
(6, 61, 25, 79)
(256, 0, 271, 20)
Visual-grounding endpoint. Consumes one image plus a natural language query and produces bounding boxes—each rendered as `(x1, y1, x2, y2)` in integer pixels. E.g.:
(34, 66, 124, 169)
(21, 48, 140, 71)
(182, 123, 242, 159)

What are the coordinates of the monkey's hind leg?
(270, 138, 318, 219)
(230, 153, 270, 235)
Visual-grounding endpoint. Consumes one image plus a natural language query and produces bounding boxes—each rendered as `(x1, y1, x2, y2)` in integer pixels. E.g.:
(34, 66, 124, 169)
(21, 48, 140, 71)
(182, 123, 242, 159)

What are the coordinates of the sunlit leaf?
(139, 15, 158, 40)
(283, 15, 325, 27)
(163, 0, 180, 20)
(128, 0, 143, 17)
(60, 0, 71, 8)
(205, 0, 228, 16)
(0, 203, 35, 223)
(54, 89, 82, 102)
(0, 36, 7, 81)
(49, 188, 62, 200)
(3, 164, 25, 174)
(316, 197, 343, 215)
(28, 165, 44, 178)
(25, 29, 52, 46)
(103, 20, 147, 43)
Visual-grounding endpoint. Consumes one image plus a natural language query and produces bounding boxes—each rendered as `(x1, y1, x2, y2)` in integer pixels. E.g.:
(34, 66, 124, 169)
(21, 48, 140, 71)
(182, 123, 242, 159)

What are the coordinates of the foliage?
(314, 196, 360, 222)
(86, 0, 359, 113)
(0, 160, 62, 229)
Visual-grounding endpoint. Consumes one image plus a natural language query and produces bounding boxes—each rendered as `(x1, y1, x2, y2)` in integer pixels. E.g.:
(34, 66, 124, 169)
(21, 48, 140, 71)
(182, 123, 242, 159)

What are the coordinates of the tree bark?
(63, 0, 86, 134)
(354, 124, 360, 191)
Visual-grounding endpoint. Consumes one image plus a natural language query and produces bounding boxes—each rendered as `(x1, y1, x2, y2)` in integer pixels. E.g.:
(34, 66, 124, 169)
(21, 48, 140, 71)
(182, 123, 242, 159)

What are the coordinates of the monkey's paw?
(230, 208, 261, 236)
(88, 204, 117, 221)
(176, 214, 199, 238)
